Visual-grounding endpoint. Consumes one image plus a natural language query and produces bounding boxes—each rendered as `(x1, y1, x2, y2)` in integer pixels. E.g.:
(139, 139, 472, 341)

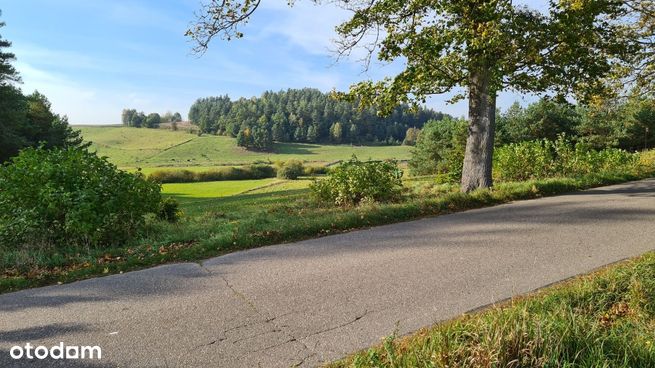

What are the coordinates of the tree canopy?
(621, 0, 655, 96)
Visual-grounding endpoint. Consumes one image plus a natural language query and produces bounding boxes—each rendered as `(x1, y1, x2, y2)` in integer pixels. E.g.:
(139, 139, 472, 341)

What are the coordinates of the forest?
(188, 88, 445, 150)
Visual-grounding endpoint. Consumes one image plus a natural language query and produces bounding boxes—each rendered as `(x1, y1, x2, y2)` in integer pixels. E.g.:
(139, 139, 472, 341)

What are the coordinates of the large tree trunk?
(460, 67, 496, 193)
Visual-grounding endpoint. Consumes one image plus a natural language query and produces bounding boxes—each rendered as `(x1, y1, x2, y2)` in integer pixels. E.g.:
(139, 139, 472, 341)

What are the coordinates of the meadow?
(162, 178, 279, 198)
(77, 126, 412, 170)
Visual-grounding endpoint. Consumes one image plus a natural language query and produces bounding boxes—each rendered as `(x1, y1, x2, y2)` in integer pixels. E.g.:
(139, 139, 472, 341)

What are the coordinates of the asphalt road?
(2, 179, 655, 367)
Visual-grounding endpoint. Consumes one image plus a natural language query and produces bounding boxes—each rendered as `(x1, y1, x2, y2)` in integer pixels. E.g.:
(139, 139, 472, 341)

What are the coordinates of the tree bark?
(460, 67, 496, 193)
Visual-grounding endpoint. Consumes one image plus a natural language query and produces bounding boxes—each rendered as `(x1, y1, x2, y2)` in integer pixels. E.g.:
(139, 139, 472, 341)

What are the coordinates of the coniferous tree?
(0, 16, 86, 162)
(307, 125, 318, 143)
(271, 122, 285, 142)
(293, 126, 305, 142)
(187, 88, 444, 144)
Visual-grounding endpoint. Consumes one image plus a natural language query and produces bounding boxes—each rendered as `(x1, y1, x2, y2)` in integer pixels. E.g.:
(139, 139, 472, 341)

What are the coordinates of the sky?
(2, 0, 542, 125)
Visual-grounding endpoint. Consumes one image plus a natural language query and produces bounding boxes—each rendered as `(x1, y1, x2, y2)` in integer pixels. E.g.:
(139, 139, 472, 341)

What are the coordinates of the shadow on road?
(0, 323, 89, 343)
(0, 262, 216, 312)
(567, 179, 655, 197)
(0, 351, 111, 368)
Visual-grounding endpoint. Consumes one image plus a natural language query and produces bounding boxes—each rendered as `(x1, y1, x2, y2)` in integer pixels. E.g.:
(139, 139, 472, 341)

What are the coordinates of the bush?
(303, 165, 330, 176)
(310, 157, 403, 206)
(277, 160, 304, 180)
(636, 150, 655, 176)
(409, 117, 467, 182)
(0, 147, 162, 249)
(149, 164, 276, 183)
(493, 140, 554, 181)
(493, 136, 639, 182)
(158, 197, 181, 223)
(248, 164, 277, 179)
(149, 169, 196, 183)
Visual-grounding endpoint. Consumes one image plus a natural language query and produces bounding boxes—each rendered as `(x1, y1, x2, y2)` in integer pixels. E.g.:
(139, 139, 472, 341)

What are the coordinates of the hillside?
(77, 126, 412, 169)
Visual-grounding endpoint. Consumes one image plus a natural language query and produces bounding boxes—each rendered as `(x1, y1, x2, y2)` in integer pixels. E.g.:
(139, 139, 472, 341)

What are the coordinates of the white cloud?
(256, 1, 350, 57)
(16, 62, 108, 122)
(15, 61, 194, 124)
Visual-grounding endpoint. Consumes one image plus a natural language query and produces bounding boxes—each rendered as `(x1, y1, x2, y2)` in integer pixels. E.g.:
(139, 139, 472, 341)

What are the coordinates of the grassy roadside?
(1, 171, 650, 295)
(329, 252, 655, 368)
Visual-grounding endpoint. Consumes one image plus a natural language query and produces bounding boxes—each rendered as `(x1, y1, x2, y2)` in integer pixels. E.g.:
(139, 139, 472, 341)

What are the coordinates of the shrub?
(409, 117, 467, 181)
(636, 150, 655, 176)
(149, 169, 196, 183)
(0, 147, 162, 250)
(493, 140, 554, 181)
(158, 197, 181, 223)
(248, 164, 277, 179)
(303, 165, 330, 176)
(149, 164, 276, 183)
(493, 136, 639, 182)
(310, 157, 403, 206)
(277, 160, 304, 180)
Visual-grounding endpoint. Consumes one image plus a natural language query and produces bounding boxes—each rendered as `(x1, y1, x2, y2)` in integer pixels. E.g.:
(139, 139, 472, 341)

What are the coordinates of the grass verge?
(0, 172, 649, 294)
(329, 252, 655, 368)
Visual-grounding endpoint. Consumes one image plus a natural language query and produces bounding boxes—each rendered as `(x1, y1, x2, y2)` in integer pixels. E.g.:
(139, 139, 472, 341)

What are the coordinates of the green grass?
(162, 178, 277, 199)
(78, 126, 412, 169)
(1, 171, 648, 294)
(244, 179, 312, 194)
(329, 252, 655, 368)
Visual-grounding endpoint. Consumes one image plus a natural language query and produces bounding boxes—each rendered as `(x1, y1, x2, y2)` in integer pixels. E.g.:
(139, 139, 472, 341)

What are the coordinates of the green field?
(162, 178, 278, 199)
(160, 178, 312, 202)
(77, 126, 412, 169)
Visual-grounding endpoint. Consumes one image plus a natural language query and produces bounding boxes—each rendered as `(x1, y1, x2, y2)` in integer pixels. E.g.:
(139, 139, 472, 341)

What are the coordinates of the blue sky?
(2, 0, 541, 124)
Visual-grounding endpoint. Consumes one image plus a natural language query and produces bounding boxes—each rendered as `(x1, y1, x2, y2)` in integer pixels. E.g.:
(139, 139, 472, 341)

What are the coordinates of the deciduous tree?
(145, 113, 161, 128)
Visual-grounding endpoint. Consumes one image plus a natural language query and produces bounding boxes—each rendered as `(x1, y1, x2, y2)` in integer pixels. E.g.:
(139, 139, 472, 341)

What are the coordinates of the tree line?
(121, 109, 182, 128)
(0, 18, 84, 163)
(496, 98, 655, 151)
(409, 96, 655, 178)
(188, 88, 445, 151)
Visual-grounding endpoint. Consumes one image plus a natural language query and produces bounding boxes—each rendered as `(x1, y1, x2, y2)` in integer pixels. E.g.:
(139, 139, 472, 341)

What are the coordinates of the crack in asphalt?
(197, 268, 316, 364)
(298, 309, 371, 340)
(219, 274, 259, 313)
(231, 327, 283, 344)
(292, 351, 318, 368)
(194, 262, 370, 366)
(196, 268, 370, 366)
(195, 257, 382, 366)
(193, 338, 224, 350)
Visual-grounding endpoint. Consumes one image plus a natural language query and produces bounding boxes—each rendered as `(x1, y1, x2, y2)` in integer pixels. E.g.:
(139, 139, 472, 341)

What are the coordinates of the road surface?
(1, 179, 655, 367)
